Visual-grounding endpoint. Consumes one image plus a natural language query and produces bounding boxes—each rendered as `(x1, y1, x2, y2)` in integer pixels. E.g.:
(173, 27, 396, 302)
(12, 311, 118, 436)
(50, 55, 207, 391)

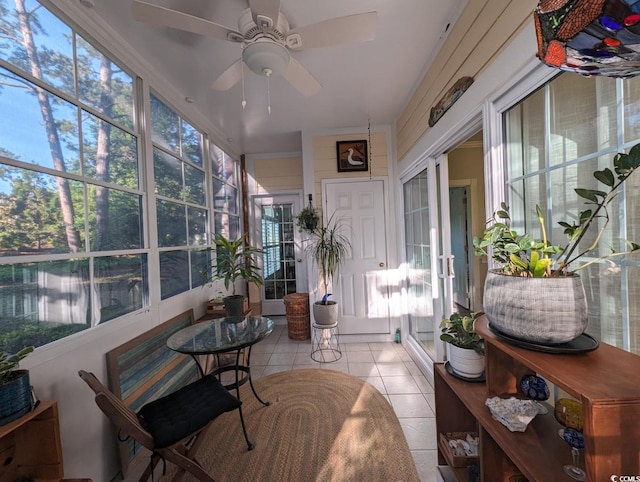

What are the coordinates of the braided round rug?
(160, 369, 419, 482)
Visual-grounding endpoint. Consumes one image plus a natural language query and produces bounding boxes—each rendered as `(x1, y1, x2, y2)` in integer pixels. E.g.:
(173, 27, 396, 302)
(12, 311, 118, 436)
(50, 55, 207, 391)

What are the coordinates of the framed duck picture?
(336, 140, 368, 172)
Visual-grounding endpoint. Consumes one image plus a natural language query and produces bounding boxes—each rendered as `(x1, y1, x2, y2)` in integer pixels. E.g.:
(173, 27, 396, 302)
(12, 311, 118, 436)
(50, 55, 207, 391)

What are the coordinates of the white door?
(324, 180, 390, 335)
(253, 194, 306, 316)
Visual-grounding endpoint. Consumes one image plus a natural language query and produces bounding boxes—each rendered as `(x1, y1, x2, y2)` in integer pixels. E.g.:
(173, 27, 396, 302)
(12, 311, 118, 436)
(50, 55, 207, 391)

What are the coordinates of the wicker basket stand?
(283, 293, 311, 340)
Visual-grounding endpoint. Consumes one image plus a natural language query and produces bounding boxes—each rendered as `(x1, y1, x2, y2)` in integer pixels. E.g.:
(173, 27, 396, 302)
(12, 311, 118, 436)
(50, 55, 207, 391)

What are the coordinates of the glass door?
(403, 155, 454, 362)
(254, 195, 305, 315)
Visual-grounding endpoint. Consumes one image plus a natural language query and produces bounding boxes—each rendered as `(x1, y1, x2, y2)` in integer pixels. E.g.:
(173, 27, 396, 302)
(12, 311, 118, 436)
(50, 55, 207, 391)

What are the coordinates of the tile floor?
(248, 319, 438, 482)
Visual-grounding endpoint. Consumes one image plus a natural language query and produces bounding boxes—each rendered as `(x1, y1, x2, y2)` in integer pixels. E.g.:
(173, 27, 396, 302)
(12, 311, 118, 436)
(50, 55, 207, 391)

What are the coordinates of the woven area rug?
(160, 369, 419, 482)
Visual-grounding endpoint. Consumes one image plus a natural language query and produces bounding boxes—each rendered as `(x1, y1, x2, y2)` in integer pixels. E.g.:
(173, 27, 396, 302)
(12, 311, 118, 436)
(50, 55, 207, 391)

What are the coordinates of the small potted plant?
(439, 312, 484, 379)
(203, 234, 263, 317)
(0, 346, 35, 425)
(306, 213, 351, 325)
(473, 145, 640, 345)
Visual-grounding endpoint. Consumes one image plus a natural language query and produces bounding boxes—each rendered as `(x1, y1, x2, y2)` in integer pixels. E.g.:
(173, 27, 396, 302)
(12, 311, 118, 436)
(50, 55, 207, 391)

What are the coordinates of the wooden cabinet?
(0, 401, 64, 482)
(435, 315, 640, 482)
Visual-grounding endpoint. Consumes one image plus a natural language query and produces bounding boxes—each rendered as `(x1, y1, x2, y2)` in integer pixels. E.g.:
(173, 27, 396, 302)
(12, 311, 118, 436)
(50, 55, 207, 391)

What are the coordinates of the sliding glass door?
(403, 155, 454, 361)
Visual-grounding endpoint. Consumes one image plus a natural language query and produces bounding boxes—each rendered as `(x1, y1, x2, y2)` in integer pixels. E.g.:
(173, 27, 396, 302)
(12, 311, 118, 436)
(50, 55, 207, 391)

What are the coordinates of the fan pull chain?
(241, 54, 247, 109)
(264, 68, 272, 115)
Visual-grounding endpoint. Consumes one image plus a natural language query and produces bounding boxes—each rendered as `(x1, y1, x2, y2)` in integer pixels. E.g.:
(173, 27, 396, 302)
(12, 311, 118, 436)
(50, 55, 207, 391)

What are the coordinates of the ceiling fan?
(131, 0, 378, 97)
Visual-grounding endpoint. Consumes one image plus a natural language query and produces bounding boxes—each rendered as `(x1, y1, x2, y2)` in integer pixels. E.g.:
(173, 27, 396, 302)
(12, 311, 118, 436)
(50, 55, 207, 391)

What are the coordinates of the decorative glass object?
(556, 398, 586, 480)
(535, 0, 640, 77)
(558, 428, 587, 480)
(519, 374, 550, 414)
(555, 398, 584, 431)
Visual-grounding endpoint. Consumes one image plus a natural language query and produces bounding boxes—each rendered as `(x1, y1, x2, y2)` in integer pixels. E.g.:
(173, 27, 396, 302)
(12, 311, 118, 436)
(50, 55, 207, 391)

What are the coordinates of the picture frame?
(336, 140, 368, 172)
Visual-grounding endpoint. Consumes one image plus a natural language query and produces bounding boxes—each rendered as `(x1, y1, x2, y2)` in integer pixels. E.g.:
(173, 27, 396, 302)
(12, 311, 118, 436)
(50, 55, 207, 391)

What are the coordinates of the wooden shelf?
(0, 401, 64, 481)
(434, 315, 640, 482)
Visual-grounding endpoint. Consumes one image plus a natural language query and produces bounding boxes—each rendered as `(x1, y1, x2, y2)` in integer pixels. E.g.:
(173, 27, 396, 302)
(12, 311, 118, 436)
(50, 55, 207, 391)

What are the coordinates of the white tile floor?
(248, 319, 439, 482)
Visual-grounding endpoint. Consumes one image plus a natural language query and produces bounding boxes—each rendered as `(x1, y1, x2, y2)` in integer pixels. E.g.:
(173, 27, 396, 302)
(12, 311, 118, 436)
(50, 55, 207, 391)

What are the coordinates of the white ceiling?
(86, 0, 466, 155)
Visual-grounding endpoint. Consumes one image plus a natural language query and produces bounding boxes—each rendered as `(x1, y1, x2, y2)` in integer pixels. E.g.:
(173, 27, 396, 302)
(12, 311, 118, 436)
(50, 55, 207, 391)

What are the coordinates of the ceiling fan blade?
(282, 57, 322, 97)
(286, 11, 378, 50)
(131, 1, 243, 42)
(248, 0, 281, 27)
(211, 60, 243, 91)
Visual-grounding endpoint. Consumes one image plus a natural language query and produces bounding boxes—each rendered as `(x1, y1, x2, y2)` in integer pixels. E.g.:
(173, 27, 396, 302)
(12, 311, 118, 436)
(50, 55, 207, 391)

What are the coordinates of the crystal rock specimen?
(485, 396, 538, 432)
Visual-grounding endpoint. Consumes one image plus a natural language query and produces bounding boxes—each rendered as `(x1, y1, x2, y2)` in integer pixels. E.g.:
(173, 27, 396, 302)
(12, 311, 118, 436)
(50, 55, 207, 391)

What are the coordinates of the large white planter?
(447, 344, 485, 379)
(483, 270, 588, 344)
(312, 301, 338, 325)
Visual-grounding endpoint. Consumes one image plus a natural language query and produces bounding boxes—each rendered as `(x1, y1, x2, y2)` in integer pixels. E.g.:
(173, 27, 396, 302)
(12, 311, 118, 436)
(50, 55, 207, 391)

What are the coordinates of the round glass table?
(167, 316, 274, 407)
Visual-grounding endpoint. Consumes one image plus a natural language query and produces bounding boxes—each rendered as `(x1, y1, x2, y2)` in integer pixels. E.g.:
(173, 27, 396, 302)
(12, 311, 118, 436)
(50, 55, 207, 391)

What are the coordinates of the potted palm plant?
(440, 312, 484, 379)
(0, 346, 34, 425)
(306, 213, 351, 325)
(203, 234, 263, 317)
(474, 145, 640, 345)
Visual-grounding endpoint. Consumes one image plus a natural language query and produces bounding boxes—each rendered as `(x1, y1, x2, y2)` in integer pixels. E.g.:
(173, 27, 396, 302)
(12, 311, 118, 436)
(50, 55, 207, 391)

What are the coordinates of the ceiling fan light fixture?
(242, 40, 290, 77)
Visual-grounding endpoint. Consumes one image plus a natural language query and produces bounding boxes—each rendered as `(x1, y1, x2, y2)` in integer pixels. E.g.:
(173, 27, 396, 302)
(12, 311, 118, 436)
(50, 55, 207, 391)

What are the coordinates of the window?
(504, 73, 640, 353)
(0, 0, 145, 350)
(150, 93, 208, 298)
(0, 0, 244, 350)
(210, 144, 240, 239)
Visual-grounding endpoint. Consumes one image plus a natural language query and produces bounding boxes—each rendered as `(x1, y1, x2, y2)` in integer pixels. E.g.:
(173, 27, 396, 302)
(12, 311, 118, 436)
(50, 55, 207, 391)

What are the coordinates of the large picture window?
(0, 0, 247, 350)
(150, 93, 208, 298)
(0, 0, 146, 350)
(504, 73, 640, 354)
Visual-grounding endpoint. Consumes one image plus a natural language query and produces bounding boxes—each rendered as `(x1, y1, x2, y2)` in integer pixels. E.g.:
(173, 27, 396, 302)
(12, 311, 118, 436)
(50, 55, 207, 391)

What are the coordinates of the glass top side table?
(167, 316, 274, 408)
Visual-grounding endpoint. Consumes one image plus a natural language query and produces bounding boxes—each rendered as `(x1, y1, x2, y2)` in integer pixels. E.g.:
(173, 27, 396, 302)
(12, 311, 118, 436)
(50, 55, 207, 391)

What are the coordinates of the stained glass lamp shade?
(535, 0, 640, 77)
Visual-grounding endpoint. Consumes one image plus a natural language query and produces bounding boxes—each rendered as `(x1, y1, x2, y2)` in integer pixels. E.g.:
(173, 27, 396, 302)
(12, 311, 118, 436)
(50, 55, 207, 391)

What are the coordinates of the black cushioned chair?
(79, 370, 251, 482)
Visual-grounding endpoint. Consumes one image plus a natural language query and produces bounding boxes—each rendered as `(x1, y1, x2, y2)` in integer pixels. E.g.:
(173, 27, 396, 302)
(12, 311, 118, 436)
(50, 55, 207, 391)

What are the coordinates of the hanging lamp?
(534, 0, 640, 77)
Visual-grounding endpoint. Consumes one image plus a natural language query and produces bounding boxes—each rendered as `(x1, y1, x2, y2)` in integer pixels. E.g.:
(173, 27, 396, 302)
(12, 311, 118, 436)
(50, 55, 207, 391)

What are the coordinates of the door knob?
(297, 258, 302, 262)
(379, 262, 385, 268)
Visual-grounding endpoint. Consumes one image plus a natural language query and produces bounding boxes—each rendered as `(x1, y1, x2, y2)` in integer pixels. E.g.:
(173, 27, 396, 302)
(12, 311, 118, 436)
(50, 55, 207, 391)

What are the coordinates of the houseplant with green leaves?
(295, 197, 320, 234)
(306, 213, 351, 325)
(203, 234, 263, 317)
(473, 145, 640, 345)
(0, 346, 34, 425)
(440, 312, 484, 378)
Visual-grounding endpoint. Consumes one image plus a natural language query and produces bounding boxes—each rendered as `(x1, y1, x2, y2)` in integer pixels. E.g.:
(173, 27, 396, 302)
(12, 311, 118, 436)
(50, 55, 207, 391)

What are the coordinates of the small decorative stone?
(447, 433, 479, 456)
(485, 396, 538, 432)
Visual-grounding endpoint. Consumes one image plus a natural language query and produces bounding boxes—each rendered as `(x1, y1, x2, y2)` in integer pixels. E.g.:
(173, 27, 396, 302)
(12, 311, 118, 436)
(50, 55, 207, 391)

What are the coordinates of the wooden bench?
(105, 309, 200, 477)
